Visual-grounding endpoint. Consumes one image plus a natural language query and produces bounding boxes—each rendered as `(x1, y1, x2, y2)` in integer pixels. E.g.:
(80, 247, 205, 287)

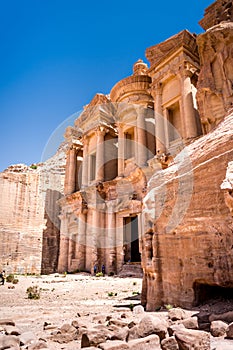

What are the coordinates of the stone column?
(75, 149, 83, 192)
(107, 209, 116, 274)
(64, 146, 77, 195)
(82, 136, 89, 187)
(96, 126, 106, 182)
(91, 208, 98, 274)
(118, 123, 124, 176)
(180, 67, 198, 139)
(137, 108, 147, 167)
(116, 215, 124, 273)
(76, 211, 86, 270)
(152, 84, 166, 154)
(57, 214, 69, 273)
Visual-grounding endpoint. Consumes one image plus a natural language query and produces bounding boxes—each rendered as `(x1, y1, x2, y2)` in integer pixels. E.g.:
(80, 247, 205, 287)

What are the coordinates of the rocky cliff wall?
(141, 113, 233, 309)
(0, 144, 66, 275)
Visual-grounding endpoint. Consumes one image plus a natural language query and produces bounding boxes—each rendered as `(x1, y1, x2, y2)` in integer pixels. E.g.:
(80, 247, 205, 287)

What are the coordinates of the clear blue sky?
(0, 0, 213, 171)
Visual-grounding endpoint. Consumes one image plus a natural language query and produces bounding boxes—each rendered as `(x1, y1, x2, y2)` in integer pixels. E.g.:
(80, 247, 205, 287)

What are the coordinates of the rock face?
(0, 144, 67, 274)
(141, 112, 233, 309)
(197, 22, 233, 133)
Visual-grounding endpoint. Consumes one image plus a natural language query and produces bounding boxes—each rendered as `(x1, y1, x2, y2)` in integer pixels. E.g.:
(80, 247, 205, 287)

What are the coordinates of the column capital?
(96, 125, 107, 137)
(82, 135, 89, 147)
(178, 61, 199, 79)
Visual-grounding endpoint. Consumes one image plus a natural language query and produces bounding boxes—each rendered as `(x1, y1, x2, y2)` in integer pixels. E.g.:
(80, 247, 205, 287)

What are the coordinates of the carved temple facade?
(57, 0, 233, 310)
(57, 29, 203, 275)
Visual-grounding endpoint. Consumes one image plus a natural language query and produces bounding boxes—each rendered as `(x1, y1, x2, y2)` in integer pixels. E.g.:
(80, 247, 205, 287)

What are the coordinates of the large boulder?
(128, 334, 161, 350)
(161, 336, 179, 350)
(210, 320, 228, 337)
(137, 315, 167, 340)
(174, 328, 210, 350)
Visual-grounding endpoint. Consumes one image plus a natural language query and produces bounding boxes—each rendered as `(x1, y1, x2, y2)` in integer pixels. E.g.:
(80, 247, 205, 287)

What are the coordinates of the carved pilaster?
(151, 83, 166, 154)
(117, 123, 124, 176)
(178, 62, 199, 139)
(96, 126, 106, 182)
(82, 136, 89, 187)
(64, 145, 78, 196)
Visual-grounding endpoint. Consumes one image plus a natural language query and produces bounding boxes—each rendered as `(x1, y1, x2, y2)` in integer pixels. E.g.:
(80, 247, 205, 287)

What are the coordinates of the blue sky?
(0, 0, 213, 171)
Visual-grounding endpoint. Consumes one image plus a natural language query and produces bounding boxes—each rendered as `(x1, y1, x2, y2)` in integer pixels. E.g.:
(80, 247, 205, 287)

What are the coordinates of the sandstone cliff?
(0, 143, 67, 274)
(197, 22, 233, 133)
(141, 112, 233, 309)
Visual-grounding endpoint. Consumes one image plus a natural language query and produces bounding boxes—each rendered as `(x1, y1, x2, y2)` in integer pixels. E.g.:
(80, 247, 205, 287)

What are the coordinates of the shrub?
(108, 292, 117, 297)
(30, 164, 37, 169)
(96, 272, 103, 277)
(26, 285, 40, 299)
(132, 291, 140, 295)
(12, 278, 19, 284)
(6, 274, 15, 283)
(165, 304, 173, 310)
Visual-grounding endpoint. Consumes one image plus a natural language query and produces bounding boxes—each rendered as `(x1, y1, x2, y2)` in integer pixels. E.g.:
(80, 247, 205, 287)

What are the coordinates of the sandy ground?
(1, 273, 233, 349)
(0, 273, 142, 349)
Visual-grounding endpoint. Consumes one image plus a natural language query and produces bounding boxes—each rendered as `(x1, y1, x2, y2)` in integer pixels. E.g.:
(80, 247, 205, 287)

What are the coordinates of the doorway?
(123, 216, 140, 263)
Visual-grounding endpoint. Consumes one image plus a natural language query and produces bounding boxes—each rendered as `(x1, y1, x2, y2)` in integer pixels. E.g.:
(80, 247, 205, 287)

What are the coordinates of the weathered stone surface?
(210, 320, 228, 337)
(0, 142, 66, 274)
(128, 334, 161, 350)
(197, 22, 233, 133)
(137, 315, 167, 340)
(0, 335, 20, 350)
(174, 328, 210, 350)
(161, 336, 179, 350)
(142, 113, 233, 309)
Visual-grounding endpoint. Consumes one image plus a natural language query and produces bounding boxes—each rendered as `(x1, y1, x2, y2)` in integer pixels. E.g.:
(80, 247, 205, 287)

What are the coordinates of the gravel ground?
(1, 273, 233, 349)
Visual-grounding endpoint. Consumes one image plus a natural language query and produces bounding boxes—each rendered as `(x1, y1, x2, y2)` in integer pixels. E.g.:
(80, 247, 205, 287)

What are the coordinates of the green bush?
(26, 286, 40, 299)
(30, 164, 37, 169)
(96, 272, 103, 277)
(6, 274, 15, 283)
(12, 278, 19, 284)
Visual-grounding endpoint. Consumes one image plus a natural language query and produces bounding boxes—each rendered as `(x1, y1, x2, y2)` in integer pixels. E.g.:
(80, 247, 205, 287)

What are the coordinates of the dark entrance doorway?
(193, 282, 233, 306)
(123, 216, 140, 263)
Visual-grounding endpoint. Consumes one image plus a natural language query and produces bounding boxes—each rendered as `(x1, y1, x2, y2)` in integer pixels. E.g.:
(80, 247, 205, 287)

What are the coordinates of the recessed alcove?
(193, 282, 233, 306)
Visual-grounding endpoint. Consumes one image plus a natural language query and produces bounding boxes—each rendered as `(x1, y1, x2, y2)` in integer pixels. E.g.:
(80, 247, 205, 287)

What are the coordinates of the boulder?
(133, 305, 145, 315)
(210, 320, 228, 337)
(174, 328, 210, 350)
(161, 336, 179, 350)
(0, 319, 15, 326)
(128, 334, 161, 349)
(168, 324, 185, 337)
(27, 341, 48, 349)
(137, 315, 167, 340)
(127, 325, 139, 341)
(19, 331, 36, 346)
(209, 311, 233, 324)
(181, 316, 198, 330)
(98, 340, 129, 349)
(0, 335, 20, 350)
(81, 329, 110, 348)
(168, 308, 185, 321)
(4, 325, 21, 335)
(226, 322, 233, 338)
(110, 326, 128, 341)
